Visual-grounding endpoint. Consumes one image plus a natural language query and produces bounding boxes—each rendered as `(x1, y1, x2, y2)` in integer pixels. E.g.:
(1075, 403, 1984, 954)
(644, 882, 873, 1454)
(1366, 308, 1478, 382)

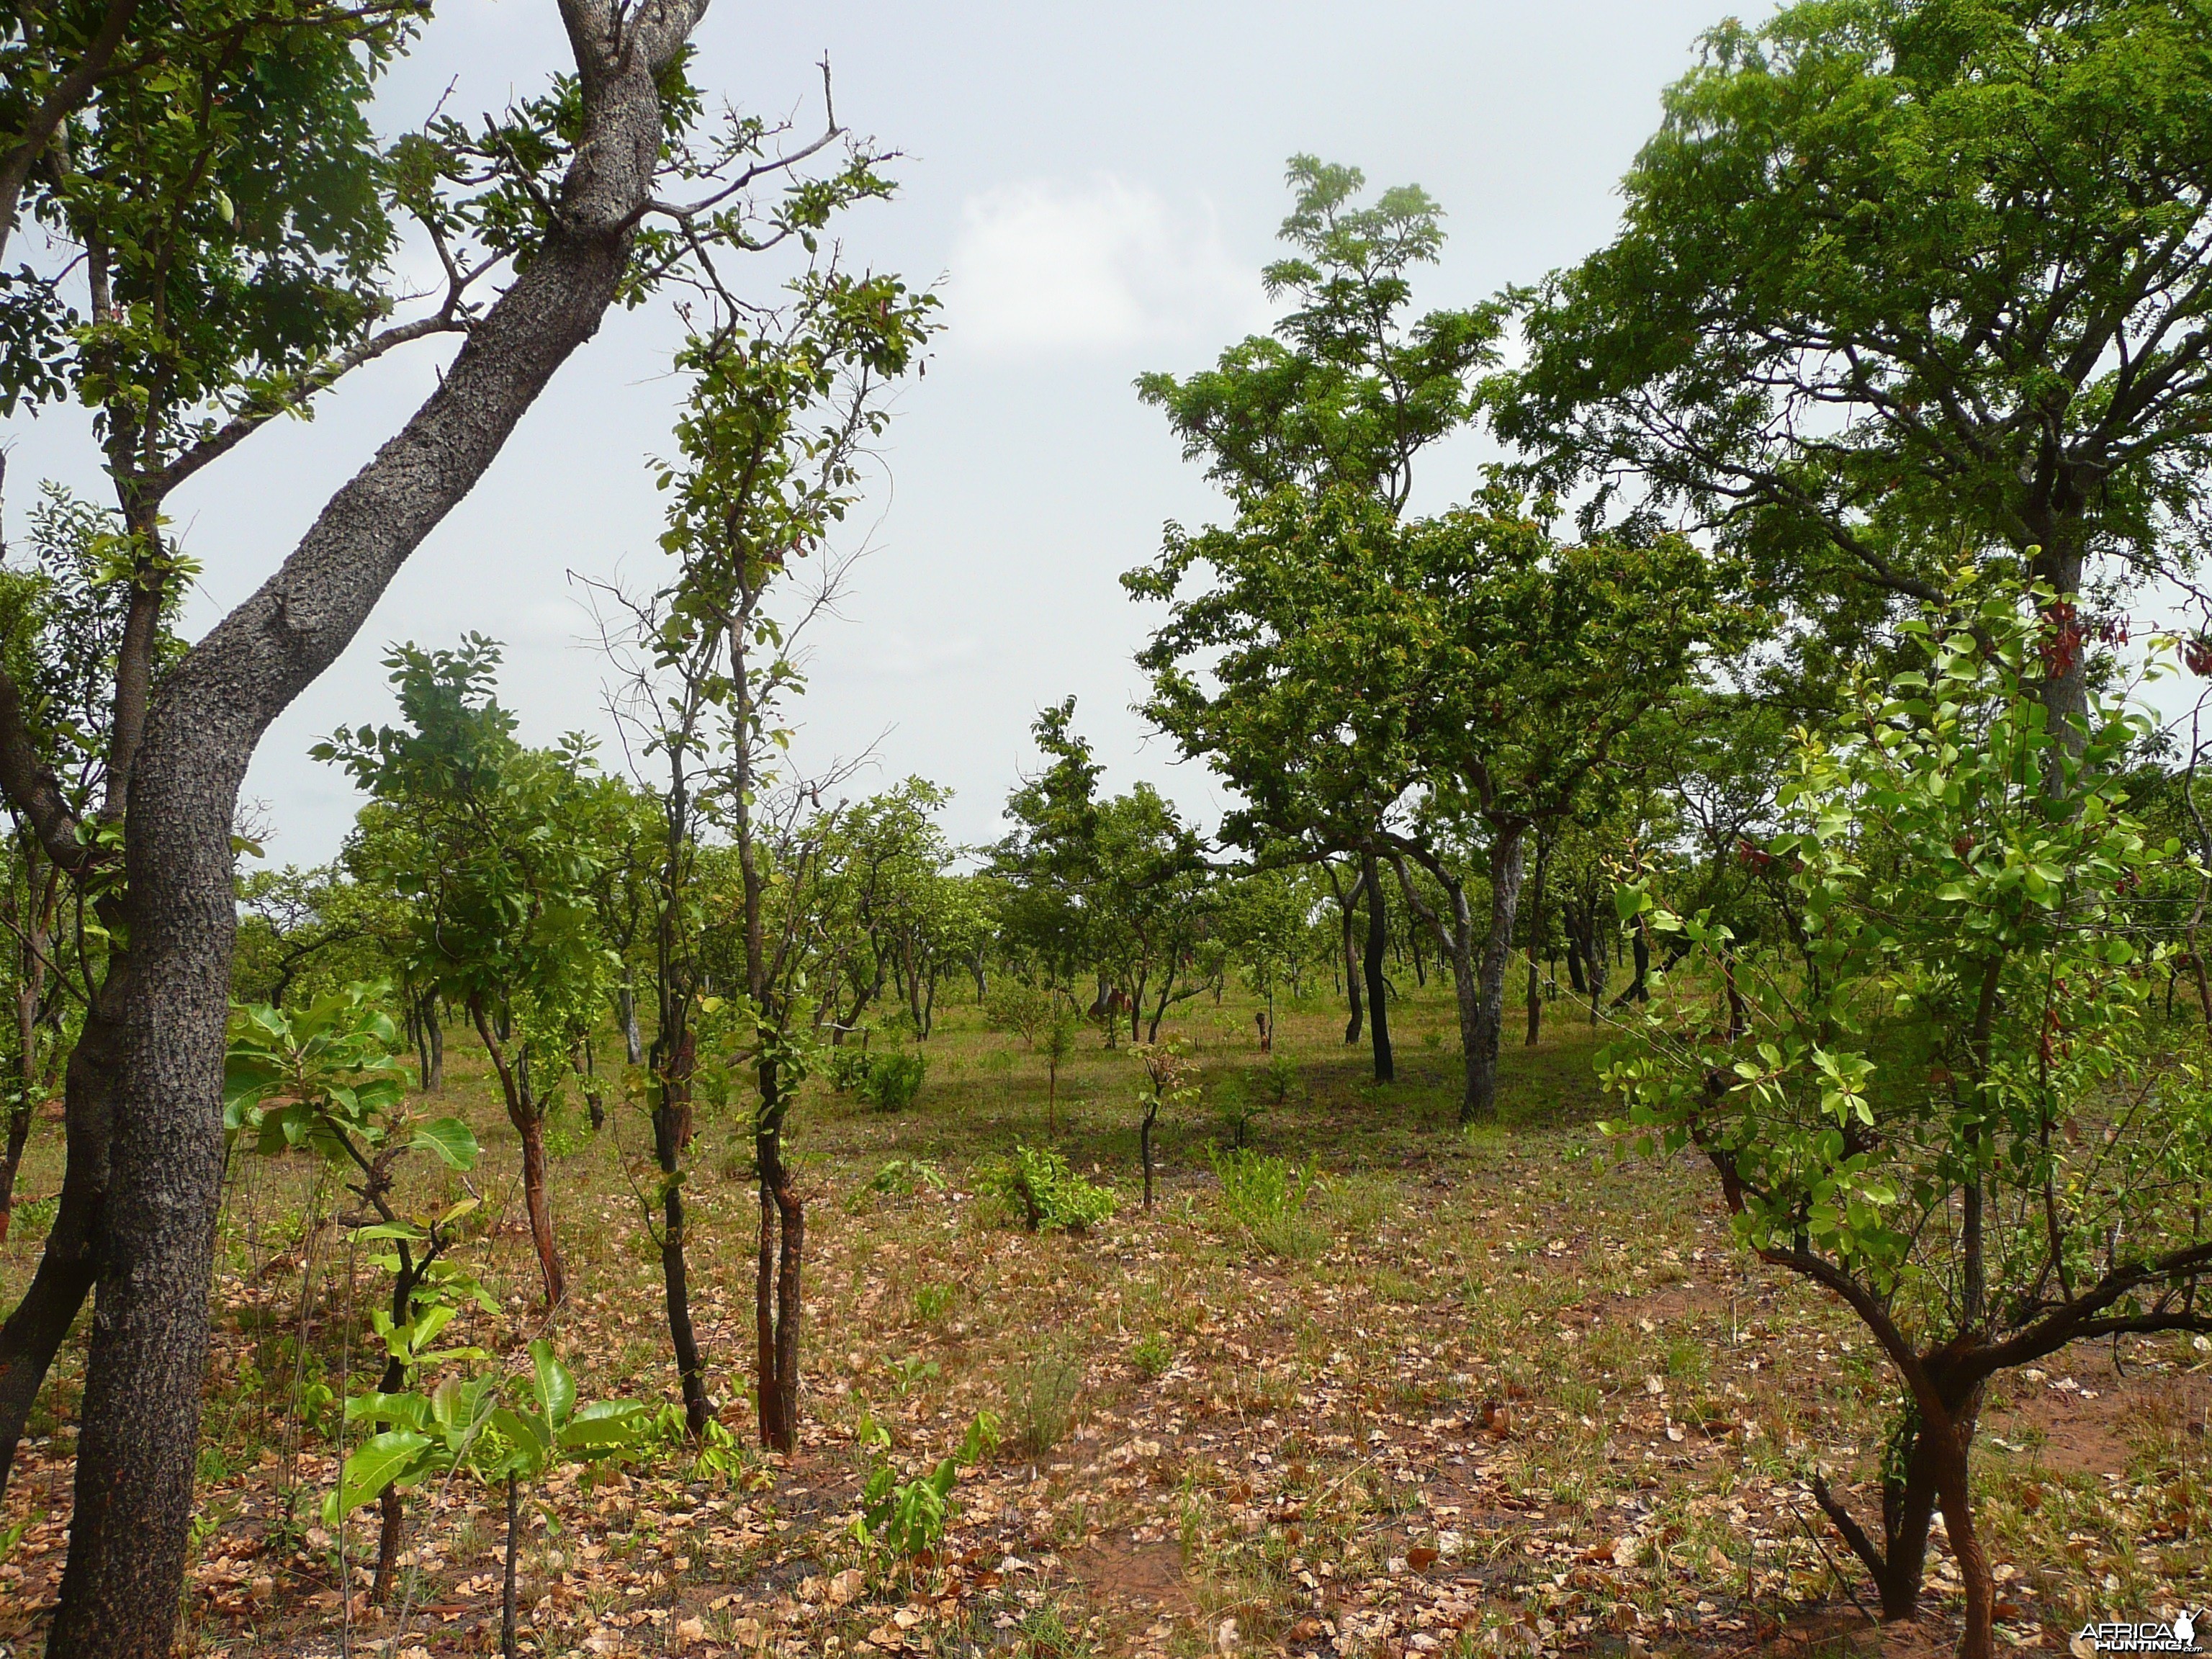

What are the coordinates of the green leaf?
(409, 1117, 480, 1172)
(320, 1430, 432, 1525)
(530, 1338, 575, 1432)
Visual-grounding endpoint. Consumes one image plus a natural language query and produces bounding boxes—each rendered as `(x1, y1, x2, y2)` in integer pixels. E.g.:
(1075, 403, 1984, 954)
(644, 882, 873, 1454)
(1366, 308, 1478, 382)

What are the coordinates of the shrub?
(1259, 1049, 1298, 1105)
(984, 985, 1052, 1046)
(824, 1041, 876, 1094)
(1008, 1354, 1082, 1457)
(855, 1410, 1001, 1560)
(858, 1049, 927, 1112)
(985, 1145, 1115, 1233)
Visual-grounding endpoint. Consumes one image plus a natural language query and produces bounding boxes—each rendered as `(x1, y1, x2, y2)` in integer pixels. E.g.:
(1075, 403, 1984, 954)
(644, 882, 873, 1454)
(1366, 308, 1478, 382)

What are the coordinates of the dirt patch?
(1065, 1534, 1194, 1618)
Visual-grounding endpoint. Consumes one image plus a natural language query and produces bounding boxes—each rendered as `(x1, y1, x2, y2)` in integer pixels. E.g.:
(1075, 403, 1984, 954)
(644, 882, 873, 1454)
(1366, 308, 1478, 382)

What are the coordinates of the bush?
(985, 1144, 1116, 1233)
(858, 1049, 927, 1112)
(984, 985, 1052, 1046)
(824, 1041, 876, 1094)
(1259, 1049, 1298, 1105)
(1009, 1354, 1082, 1457)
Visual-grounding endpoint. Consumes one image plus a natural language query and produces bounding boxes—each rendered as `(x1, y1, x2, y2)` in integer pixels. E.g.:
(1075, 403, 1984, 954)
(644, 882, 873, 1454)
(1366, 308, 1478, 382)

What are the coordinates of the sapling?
(1132, 1040, 1200, 1209)
(224, 984, 486, 1601)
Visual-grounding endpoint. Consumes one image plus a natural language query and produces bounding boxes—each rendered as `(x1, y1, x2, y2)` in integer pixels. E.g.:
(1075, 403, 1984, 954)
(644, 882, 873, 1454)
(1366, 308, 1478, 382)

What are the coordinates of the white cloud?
(946, 174, 1267, 357)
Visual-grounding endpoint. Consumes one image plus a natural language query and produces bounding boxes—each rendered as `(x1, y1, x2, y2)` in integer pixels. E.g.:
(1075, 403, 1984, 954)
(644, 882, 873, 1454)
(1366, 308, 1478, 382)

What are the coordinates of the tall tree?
(0, 4, 889, 1647)
(1495, 0, 2212, 739)
(1135, 156, 1498, 1084)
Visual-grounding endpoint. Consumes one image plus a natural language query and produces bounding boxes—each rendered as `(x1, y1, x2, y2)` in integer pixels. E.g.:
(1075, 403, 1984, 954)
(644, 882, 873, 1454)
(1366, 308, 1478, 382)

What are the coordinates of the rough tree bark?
(32, 9, 711, 1650)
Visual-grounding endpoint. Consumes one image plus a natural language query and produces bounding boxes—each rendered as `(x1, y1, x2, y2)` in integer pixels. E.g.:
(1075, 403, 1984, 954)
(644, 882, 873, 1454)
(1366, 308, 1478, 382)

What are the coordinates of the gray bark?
(43, 7, 711, 1653)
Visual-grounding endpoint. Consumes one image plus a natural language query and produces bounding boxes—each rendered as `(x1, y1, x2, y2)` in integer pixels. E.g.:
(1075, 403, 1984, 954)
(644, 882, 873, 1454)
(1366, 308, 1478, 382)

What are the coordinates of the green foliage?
(1602, 577, 2182, 1294)
(223, 983, 477, 1180)
(1208, 1146, 1320, 1260)
(854, 1411, 1001, 1560)
(856, 1048, 927, 1113)
(1129, 1332, 1175, 1380)
(984, 984, 1053, 1046)
(322, 1339, 650, 1527)
(984, 1144, 1116, 1233)
(869, 1158, 948, 1197)
(1259, 1050, 1299, 1107)
(1212, 1072, 1260, 1149)
(1498, 0, 2212, 670)
(825, 1042, 876, 1094)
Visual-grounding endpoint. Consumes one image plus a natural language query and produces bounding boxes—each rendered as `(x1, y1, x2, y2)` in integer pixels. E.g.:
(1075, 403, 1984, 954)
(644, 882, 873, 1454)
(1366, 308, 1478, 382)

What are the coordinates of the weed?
(1010, 1354, 1083, 1457)
(1130, 1331, 1174, 1379)
(912, 1282, 956, 1323)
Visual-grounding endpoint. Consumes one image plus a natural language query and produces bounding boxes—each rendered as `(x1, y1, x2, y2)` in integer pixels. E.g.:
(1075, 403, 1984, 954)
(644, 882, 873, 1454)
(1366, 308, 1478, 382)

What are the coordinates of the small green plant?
(1213, 1072, 1262, 1149)
(887, 1353, 941, 1395)
(1009, 1354, 1083, 1457)
(1130, 1331, 1174, 1379)
(858, 1048, 927, 1112)
(1208, 1146, 1320, 1259)
(855, 1410, 1002, 1560)
(912, 1282, 956, 1323)
(1259, 1048, 1298, 1106)
(870, 1157, 948, 1197)
(986, 1144, 1116, 1233)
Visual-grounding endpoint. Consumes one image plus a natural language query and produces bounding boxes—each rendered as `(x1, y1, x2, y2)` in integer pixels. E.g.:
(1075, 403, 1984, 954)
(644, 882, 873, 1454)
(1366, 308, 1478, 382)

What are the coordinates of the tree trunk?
(418, 993, 444, 1093)
(656, 1031, 709, 1436)
(754, 1059, 803, 1453)
(1524, 832, 1549, 1048)
(1361, 850, 1393, 1083)
(1462, 824, 1528, 1125)
(33, 9, 706, 1649)
(516, 1107, 563, 1308)
(619, 979, 643, 1066)
(501, 1471, 521, 1659)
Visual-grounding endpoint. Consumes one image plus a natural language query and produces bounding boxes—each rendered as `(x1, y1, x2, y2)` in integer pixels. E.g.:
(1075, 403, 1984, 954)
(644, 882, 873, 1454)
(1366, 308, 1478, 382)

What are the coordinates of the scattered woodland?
(2, 4, 2212, 1659)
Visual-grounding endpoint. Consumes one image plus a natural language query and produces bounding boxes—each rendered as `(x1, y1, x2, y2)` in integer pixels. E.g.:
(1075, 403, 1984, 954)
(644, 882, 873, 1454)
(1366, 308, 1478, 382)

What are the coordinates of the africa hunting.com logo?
(2075, 1611, 2201, 1655)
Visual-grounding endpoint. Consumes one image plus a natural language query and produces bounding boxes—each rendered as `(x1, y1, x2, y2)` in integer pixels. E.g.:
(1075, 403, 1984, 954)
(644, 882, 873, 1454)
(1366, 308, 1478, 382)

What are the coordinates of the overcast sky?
(3, 0, 1755, 867)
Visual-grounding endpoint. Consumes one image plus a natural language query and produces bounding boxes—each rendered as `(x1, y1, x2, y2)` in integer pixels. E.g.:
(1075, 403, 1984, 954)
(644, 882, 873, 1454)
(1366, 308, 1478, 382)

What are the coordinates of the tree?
(1134, 482, 1740, 1120)
(1603, 578, 2211, 1659)
(323, 638, 611, 1310)
(1495, 0, 2212, 741)
(1134, 156, 1500, 1085)
(595, 259, 934, 1449)
(0, 6, 892, 1643)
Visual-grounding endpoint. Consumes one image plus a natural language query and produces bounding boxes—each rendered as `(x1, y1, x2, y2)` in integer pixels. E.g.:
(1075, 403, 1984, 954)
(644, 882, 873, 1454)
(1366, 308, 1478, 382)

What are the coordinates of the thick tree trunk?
(1463, 825, 1529, 1125)
(30, 13, 715, 1650)
(1360, 851, 1393, 1083)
